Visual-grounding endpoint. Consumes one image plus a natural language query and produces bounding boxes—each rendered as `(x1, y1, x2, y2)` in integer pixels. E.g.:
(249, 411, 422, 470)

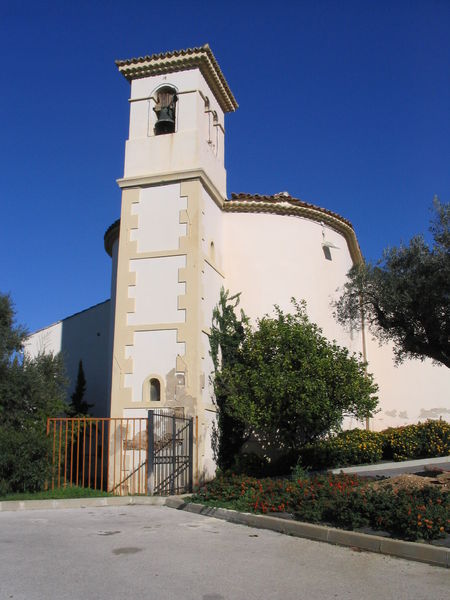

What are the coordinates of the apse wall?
(222, 209, 363, 355)
(364, 337, 450, 430)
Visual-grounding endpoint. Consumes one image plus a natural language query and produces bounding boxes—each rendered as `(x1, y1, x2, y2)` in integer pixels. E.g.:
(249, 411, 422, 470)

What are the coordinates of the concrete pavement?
(330, 455, 450, 478)
(0, 505, 448, 600)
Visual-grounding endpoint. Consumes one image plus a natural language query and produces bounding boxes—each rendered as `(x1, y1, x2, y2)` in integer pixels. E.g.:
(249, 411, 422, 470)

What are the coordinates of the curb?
(0, 495, 167, 512)
(165, 498, 450, 569)
(330, 455, 450, 474)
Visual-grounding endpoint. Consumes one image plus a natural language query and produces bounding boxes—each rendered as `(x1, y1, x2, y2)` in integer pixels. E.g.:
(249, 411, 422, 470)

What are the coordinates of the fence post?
(171, 415, 177, 495)
(188, 417, 194, 493)
(147, 410, 155, 495)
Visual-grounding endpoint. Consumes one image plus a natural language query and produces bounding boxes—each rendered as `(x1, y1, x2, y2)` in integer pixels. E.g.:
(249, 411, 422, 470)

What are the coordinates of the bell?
(154, 105, 176, 135)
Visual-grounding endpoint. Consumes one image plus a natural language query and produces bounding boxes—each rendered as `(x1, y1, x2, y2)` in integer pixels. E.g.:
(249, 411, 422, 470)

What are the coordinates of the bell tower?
(109, 46, 237, 479)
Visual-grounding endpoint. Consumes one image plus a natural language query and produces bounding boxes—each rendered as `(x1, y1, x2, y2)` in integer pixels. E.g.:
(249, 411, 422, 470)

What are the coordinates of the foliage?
(0, 293, 27, 375)
(191, 473, 450, 541)
(0, 292, 66, 494)
(0, 485, 111, 501)
(297, 420, 449, 469)
(383, 420, 449, 461)
(368, 485, 449, 542)
(216, 299, 378, 454)
(210, 288, 250, 471)
(334, 199, 450, 367)
(231, 452, 269, 477)
(66, 360, 92, 417)
(299, 429, 384, 470)
(0, 425, 53, 495)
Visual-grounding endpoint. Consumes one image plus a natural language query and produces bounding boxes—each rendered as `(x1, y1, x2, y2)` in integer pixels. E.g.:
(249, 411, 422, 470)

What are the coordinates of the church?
(26, 45, 449, 478)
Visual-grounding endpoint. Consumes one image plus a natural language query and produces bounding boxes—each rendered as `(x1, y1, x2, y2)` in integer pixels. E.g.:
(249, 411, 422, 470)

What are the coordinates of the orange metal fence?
(47, 418, 149, 494)
(47, 415, 196, 495)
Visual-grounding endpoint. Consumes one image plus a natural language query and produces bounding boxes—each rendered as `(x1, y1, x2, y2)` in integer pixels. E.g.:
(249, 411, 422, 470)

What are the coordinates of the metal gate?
(47, 411, 195, 496)
(147, 410, 194, 495)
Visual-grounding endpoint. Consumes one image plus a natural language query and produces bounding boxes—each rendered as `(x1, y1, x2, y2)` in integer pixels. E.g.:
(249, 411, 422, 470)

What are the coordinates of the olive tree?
(334, 199, 450, 368)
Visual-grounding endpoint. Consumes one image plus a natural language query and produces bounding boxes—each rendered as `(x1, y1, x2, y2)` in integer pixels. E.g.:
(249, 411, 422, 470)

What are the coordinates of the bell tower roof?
(116, 44, 238, 113)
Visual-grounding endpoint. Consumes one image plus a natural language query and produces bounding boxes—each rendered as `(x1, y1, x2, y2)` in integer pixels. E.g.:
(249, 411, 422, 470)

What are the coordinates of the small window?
(149, 378, 161, 402)
(153, 87, 177, 135)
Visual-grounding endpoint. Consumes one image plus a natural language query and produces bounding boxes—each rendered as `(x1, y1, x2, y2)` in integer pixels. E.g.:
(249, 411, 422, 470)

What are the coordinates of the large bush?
(383, 420, 449, 461)
(299, 429, 384, 470)
(0, 293, 66, 494)
(212, 297, 378, 462)
(0, 426, 53, 495)
(297, 420, 449, 470)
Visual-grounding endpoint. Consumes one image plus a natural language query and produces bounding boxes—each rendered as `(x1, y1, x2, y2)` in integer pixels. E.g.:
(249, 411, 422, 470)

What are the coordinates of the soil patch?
(368, 468, 450, 493)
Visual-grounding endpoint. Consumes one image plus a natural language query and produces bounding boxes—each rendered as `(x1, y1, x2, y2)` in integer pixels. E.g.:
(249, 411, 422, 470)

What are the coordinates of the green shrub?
(299, 429, 384, 470)
(297, 420, 449, 470)
(383, 420, 450, 461)
(231, 452, 269, 477)
(0, 425, 53, 494)
(367, 485, 449, 541)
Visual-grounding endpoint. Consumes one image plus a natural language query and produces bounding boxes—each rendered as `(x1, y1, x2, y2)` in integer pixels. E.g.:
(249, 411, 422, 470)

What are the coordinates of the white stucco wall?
(201, 186, 224, 268)
(128, 256, 186, 325)
(25, 321, 63, 357)
(130, 184, 187, 252)
(366, 337, 450, 430)
(200, 187, 225, 407)
(124, 330, 185, 402)
(223, 210, 362, 353)
(25, 301, 112, 417)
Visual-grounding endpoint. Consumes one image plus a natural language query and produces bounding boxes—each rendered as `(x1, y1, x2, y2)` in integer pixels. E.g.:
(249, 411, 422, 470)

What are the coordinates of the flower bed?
(191, 473, 450, 542)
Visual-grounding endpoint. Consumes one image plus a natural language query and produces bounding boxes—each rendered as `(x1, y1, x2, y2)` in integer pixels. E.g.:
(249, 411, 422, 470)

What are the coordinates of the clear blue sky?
(1, 0, 449, 332)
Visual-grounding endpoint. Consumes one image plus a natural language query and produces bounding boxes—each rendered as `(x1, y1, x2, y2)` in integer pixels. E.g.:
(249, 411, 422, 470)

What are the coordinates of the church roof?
(115, 44, 238, 113)
(225, 193, 362, 263)
(227, 193, 353, 227)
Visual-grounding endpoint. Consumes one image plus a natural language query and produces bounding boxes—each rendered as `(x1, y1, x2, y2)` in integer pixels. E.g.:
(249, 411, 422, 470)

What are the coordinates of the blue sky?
(1, 0, 449, 332)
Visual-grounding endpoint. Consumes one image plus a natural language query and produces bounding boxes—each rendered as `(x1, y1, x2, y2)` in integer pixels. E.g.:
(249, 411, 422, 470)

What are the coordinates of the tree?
(66, 360, 92, 417)
(334, 199, 450, 368)
(0, 292, 66, 493)
(212, 298, 378, 460)
(210, 289, 249, 470)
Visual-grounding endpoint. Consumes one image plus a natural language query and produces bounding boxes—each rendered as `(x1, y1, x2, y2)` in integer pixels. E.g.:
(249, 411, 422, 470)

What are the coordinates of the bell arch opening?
(153, 86, 178, 135)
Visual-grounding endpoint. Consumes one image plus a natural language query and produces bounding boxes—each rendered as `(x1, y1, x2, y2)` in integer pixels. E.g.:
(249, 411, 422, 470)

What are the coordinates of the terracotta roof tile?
(115, 44, 238, 113)
(227, 193, 354, 229)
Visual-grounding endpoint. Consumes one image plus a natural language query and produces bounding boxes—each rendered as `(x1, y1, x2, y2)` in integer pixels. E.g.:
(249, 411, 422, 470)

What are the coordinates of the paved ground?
(0, 505, 448, 600)
(342, 460, 450, 479)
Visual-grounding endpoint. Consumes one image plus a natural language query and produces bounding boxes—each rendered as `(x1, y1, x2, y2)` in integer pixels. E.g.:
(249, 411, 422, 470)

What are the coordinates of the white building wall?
(366, 338, 450, 430)
(128, 256, 186, 325)
(25, 321, 63, 357)
(25, 301, 112, 417)
(223, 211, 362, 353)
(124, 330, 185, 402)
(201, 186, 224, 268)
(130, 184, 187, 252)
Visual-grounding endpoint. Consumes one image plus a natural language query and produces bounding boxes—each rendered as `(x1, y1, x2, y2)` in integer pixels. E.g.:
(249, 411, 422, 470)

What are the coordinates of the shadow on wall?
(60, 300, 111, 417)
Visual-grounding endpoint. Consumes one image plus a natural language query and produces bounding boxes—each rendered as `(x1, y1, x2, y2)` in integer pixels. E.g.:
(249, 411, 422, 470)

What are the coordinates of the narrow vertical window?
(150, 378, 161, 402)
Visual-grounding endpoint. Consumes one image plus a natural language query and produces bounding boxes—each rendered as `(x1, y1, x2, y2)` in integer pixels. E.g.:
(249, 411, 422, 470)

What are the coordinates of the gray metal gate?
(147, 410, 194, 495)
